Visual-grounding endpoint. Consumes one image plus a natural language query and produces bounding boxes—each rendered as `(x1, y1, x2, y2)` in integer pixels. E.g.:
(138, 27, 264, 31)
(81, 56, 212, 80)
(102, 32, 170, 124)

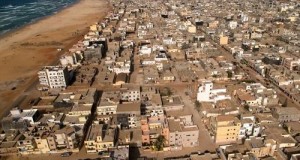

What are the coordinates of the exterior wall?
(163, 76, 175, 81)
(162, 128, 170, 146)
(47, 137, 57, 150)
(169, 129, 198, 147)
(219, 36, 228, 45)
(181, 129, 199, 147)
(197, 81, 231, 103)
(121, 90, 140, 101)
(188, 25, 196, 33)
(169, 132, 177, 147)
(38, 66, 69, 89)
(17, 139, 35, 154)
(215, 123, 241, 144)
(250, 146, 271, 157)
(97, 105, 117, 115)
(35, 138, 50, 153)
(85, 138, 114, 153)
(277, 113, 300, 122)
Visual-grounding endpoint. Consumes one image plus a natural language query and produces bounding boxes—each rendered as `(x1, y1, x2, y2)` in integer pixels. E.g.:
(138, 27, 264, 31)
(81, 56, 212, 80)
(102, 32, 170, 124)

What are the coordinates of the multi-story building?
(272, 107, 300, 123)
(141, 116, 169, 148)
(210, 115, 241, 144)
(84, 124, 116, 153)
(238, 114, 261, 139)
(120, 84, 140, 102)
(17, 137, 35, 154)
(34, 137, 50, 153)
(38, 66, 70, 89)
(97, 91, 121, 115)
(52, 126, 77, 151)
(245, 138, 276, 158)
(217, 35, 229, 45)
(167, 115, 199, 150)
(116, 103, 141, 128)
(197, 81, 231, 103)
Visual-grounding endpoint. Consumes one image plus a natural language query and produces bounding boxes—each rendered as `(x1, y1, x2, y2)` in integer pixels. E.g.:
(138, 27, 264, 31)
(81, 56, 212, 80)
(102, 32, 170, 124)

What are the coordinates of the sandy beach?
(0, 0, 111, 115)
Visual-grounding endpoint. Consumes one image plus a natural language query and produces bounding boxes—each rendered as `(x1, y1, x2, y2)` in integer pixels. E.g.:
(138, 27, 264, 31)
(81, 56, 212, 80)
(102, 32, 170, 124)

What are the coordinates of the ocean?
(0, 0, 78, 35)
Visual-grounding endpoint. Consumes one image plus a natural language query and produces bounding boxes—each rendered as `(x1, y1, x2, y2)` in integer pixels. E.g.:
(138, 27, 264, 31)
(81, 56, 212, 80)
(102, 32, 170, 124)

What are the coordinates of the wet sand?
(0, 0, 112, 115)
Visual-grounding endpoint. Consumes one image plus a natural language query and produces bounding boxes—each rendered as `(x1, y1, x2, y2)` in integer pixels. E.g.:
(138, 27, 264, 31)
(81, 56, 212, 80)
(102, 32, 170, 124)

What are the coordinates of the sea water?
(0, 0, 78, 35)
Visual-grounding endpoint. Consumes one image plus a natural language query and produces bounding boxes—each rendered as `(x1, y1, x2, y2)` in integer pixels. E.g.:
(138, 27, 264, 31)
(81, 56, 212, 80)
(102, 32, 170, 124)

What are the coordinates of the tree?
(282, 98, 288, 107)
(166, 87, 172, 96)
(244, 104, 250, 111)
(153, 135, 165, 151)
(227, 71, 233, 78)
(195, 100, 201, 112)
(161, 87, 172, 96)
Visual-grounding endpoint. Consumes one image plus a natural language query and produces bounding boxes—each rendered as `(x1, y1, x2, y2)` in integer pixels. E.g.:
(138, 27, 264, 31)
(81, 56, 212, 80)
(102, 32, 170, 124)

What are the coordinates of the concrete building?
(116, 103, 141, 129)
(210, 115, 241, 144)
(167, 115, 199, 150)
(97, 91, 120, 115)
(245, 138, 276, 158)
(197, 81, 231, 103)
(38, 66, 70, 89)
(52, 126, 77, 151)
(84, 44, 103, 60)
(120, 84, 141, 102)
(218, 35, 229, 45)
(272, 107, 300, 123)
(84, 124, 116, 153)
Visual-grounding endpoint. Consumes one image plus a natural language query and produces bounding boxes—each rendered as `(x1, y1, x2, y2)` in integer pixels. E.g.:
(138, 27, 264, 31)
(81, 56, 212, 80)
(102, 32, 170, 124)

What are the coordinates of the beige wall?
(35, 138, 50, 153)
(219, 36, 228, 45)
(215, 123, 240, 144)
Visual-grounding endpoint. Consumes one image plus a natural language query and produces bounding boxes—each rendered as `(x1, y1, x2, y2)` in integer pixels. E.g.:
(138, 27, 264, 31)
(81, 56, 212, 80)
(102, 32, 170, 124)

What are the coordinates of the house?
(154, 51, 168, 62)
(114, 73, 127, 86)
(162, 95, 184, 111)
(197, 81, 231, 103)
(84, 44, 103, 60)
(272, 107, 300, 123)
(60, 54, 78, 67)
(84, 124, 116, 153)
(167, 115, 199, 150)
(118, 129, 142, 147)
(238, 115, 256, 139)
(162, 70, 175, 81)
(116, 103, 141, 129)
(139, 45, 152, 56)
(140, 116, 169, 149)
(120, 84, 140, 102)
(97, 91, 120, 115)
(52, 126, 78, 151)
(217, 35, 229, 45)
(245, 138, 276, 158)
(95, 72, 115, 85)
(143, 66, 160, 83)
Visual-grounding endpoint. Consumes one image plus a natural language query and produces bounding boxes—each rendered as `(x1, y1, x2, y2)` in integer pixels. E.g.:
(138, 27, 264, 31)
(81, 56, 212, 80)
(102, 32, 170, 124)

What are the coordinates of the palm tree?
(153, 135, 166, 151)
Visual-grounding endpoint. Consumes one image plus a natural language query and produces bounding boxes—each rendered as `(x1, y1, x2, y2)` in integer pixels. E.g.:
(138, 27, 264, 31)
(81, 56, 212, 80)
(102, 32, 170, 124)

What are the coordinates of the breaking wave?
(0, 0, 78, 35)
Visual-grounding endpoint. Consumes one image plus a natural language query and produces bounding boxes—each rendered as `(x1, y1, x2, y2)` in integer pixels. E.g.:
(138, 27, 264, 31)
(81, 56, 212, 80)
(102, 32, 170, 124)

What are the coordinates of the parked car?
(61, 152, 72, 157)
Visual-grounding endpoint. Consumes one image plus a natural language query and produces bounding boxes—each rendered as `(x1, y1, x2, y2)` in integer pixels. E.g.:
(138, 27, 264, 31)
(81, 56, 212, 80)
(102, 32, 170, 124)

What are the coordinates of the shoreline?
(0, 0, 80, 40)
(0, 0, 112, 117)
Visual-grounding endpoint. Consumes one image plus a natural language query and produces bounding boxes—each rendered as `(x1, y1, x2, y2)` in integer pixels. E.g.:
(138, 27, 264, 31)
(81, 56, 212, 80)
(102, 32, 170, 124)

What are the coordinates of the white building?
(120, 84, 140, 101)
(139, 45, 152, 56)
(197, 81, 231, 103)
(154, 52, 168, 62)
(59, 54, 78, 67)
(228, 21, 238, 30)
(38, 66, 70, 89)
